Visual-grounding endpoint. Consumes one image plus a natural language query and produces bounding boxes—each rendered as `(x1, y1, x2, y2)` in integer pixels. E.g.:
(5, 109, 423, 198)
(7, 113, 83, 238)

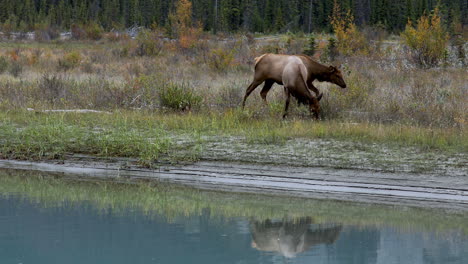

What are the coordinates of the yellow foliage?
(330, 0, 368, 56)
(168, 0, 203, 50)
(208, 48, 235, 72)
(58, 51, 81, 71)
(169, 0, 193, 38)
(179, 25, 203, 49)
(401, 8, 449, 67)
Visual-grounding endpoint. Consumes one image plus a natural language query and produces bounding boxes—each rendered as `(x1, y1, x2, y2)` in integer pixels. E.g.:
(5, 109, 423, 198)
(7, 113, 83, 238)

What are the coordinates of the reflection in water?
(250, 217, 342, 258)
(1, 170, 468, 264)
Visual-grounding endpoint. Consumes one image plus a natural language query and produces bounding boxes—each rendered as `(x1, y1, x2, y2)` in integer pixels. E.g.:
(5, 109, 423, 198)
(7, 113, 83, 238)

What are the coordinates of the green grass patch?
(0, 110, 466, 164)
(0, 112, 172, 166)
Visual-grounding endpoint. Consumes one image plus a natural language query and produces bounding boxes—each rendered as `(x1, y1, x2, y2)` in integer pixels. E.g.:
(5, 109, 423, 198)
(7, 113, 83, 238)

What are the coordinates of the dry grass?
(0, 34, 465, 130)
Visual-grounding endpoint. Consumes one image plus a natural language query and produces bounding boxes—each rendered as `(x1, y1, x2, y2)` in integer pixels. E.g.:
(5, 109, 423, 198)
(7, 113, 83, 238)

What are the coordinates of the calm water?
(1, 169, 468, 264)
(1, 195, 467, 264)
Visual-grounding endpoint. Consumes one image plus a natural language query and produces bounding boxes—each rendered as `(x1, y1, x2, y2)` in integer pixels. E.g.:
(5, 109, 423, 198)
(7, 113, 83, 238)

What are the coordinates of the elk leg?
(242, 80, 264, 109)
(307, 81, 323, 101)
(309, 97, 320, 120)
(260, 80, 274, 105)
(282, 88, 291, 119)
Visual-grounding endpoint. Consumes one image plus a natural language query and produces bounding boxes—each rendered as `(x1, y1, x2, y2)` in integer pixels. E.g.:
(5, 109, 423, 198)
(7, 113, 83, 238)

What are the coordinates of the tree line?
(0, 0, 466, 33)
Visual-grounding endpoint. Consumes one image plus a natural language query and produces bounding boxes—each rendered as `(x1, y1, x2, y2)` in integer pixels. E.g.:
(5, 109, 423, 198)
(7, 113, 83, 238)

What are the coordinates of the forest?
(0, 0, 466, 33)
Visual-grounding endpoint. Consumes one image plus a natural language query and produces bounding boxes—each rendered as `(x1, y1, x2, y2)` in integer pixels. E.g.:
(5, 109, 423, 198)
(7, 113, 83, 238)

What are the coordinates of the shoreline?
(1, 157, 467, 211)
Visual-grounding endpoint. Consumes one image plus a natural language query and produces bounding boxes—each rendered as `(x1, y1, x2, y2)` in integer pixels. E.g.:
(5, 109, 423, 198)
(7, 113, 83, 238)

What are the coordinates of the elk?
(282, 56, 320, 119)
(242, 54, 347, 113)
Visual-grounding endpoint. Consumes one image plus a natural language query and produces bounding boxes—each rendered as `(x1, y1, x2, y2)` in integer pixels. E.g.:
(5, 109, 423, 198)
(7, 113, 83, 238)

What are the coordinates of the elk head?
(328, 66, 347, 88)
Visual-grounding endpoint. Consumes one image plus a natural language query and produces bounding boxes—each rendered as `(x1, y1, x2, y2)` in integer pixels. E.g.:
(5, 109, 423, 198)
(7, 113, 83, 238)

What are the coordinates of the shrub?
(8, 61, 23, 77)
(58, 51, 81, 71)
(284, 33, 306, 54)
(34, 24, 60, 42)
(330, 0, 368, 56)
(38, 74, 66, 105)
(84, 22, 104, 40)
(159, 82, 202, 111)
(71, 24, 86, 40)
(179, 26, 203, 50)
(401, 8, 449, 68)
(0, 56, 8, 73)
(80, 61, 97, 74)
(135, 29, 164, 56)
(208, 48, 235, 72)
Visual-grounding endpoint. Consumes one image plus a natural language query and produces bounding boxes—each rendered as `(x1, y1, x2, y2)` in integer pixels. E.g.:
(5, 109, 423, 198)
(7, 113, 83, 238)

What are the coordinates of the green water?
(0, 170, 467, 264)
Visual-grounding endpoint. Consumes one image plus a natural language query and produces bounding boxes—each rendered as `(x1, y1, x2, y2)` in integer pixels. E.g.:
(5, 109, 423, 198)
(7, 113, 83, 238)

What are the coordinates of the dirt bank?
(1, 155, 466, 211)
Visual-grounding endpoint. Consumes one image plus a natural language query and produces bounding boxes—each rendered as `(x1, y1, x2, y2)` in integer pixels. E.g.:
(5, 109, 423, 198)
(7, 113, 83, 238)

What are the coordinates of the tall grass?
(0, 34, 465, 128)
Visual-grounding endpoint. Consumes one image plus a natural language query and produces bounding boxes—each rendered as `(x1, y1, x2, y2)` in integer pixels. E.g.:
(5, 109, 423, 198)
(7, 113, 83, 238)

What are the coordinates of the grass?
(0, 110, 465, 172)
(1, 169, 467, 235)
(0, 35, 465, 171)
(0, 35, 465, 128)
(0, 111, 172, 166)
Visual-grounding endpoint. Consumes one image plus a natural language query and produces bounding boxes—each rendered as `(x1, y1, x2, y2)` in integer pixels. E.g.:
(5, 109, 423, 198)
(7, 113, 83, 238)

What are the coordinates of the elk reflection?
(250, 217, 342, 258)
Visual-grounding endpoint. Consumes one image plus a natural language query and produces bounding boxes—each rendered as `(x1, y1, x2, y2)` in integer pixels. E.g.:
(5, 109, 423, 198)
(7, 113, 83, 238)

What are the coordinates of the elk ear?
(328, 66, 336, 73)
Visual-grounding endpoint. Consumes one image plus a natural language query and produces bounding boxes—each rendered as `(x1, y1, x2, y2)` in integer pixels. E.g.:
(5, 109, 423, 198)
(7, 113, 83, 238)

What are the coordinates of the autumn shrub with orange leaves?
(168, 0, 203, 51)
(330, 0, 368, 56)
(401, 8, 449, 68)
(179, 25, 203, 50)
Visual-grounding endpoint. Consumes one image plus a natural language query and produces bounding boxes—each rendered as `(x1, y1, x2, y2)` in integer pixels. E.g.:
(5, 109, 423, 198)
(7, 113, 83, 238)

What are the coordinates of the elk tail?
(254, 54, 268, 68)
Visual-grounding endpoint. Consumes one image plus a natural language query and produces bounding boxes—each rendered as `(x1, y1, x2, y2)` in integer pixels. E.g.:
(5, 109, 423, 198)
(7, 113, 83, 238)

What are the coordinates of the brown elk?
(250, 217, 342, 258)
(242, 54, 347, 118)
(282, 56, 320, 119)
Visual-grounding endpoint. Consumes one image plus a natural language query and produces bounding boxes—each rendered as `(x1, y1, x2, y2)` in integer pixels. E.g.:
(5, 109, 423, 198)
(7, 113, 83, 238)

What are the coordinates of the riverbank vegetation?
(0, 1, 466, 171)
(0, 110, 466, 174)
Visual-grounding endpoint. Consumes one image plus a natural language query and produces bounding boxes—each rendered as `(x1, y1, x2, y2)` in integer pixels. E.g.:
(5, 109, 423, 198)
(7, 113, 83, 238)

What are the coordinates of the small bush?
(34, 24, 60, 42)
(401, 8, 449, 68)
(135, 29, 164, 56)
(159, 82, 202, 111)
(8, 61, 23, 77)
(71, 24, 86, 40)
(208, 48, 235, 72)
(284, 33, 306, 54)
(80, 61, 97, 74)
(84, 22, 104, 40)
(0, 56, 8, 73)
(58, 51, 81, 71)
(179, 26, 203, 50)
(38, 74, 66, 105)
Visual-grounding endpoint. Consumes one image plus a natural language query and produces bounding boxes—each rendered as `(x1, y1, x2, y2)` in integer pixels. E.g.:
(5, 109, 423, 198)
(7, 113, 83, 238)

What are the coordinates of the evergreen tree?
(0, 0, 464, 33)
